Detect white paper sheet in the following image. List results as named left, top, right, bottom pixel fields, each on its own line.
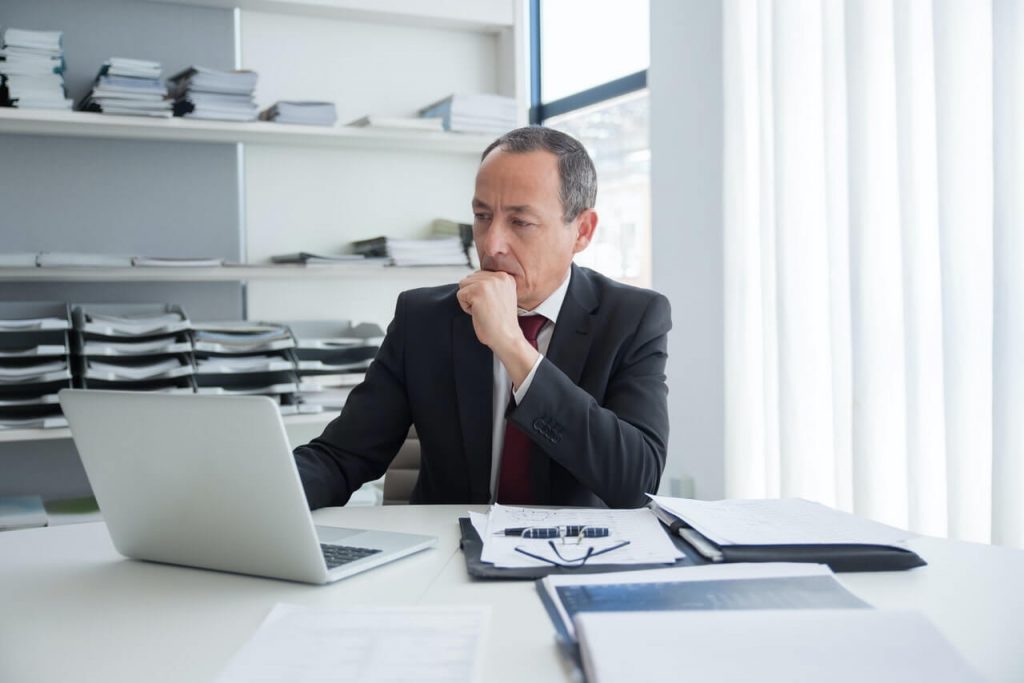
left=648, top=495, right=913, bottom=546
left=216, top=603, right=489, bottom=683
left=480, top=505, right=683, bottom=568
left=575, top=609, right=983, bottom=683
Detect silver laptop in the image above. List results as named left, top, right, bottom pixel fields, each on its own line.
left=58, top=389, right=436, bottom=584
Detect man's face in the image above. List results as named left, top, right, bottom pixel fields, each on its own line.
left=472, top=149, right=596, bottom=310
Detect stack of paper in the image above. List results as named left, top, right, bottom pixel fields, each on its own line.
left=259, top=101, right=337, bottom=126
left=36, top=252, right=134, bottom=268
left=352, top=235, right=470, bottom=267
left=347, top=115, right=444, bottom=132
left=418, top=93, right=517, bottom=134
left=0, top=27, right=72, bottom=110
left=575, top=609, right=983, bottom=683
left=285, top=321, right=382, bottom=412
left=131, top=255, right=225, bottom=267
left=192, top=322, right=300, bottom=410
left=168, top=66, right=259, bottom=121
left=269, top=251, right=368, bottom=265
left=0, top=302, right=73, bottom=430
left=79, top=58, right=171, bottom=118
left=73, top=304, right=196, bottom=392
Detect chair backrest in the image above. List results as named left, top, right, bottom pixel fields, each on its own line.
left=383, top=427, right=421, bottom=505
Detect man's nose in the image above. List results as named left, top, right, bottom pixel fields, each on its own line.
left=479, top=220, right=510, bottom=255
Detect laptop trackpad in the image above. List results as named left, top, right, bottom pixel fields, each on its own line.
left=315, top=526, right=363, bottom=543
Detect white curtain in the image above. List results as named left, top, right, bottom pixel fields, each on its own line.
left=722, top=0, right=1024, bottom=547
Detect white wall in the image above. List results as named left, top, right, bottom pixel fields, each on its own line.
left=650, top=0, right=725, bottom=499
left=239, top=9, right=512, bottom=326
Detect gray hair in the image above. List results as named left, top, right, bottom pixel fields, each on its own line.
left=481, top=126, right=597, bottom=223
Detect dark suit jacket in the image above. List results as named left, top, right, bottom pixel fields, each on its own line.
left=293, top=264, right=671, bottom=509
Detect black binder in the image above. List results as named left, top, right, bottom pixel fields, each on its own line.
left=653, top=510, right=927, bottom=573
left=457, top=513, right=926, bottom=579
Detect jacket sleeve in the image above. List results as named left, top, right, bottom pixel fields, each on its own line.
left=508, top=293, right=671, bottom=508
left=292, top=294, right=413, bottom=509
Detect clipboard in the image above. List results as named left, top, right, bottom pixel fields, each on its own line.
left=457, top=517, right=701, bottom=580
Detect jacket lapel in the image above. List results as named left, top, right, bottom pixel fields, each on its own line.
left=531, top=265, right=598, bottom=503
left=545, top=264, right=598, bottom=385
left=452, top=312, right=494, bottom=502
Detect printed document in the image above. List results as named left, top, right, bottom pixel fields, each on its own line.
left=217, top=603, right=489, bottom=683
left=476, top=504, right=683, bottom=568
left=648, top=495, right=912, bottom=546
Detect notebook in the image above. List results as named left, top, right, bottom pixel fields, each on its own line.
left=58, top=389, right=436, bottom=584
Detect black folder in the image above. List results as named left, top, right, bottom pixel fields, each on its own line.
left=654, top=510, right=927, bottom=573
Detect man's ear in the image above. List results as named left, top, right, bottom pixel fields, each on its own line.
left=572, top=209, right=598, bottom=254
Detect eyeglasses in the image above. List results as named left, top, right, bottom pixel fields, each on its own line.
left=513, top=526, right=631, bottom=568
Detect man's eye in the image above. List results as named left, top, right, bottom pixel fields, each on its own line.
left=512, top=219, right=533, bottom=228
left=473, top=213, right=491, bottom=222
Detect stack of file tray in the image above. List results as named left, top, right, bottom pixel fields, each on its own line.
left=0, top=302, right=74, bottom=429
left=192, top=322, right=300, bottom=413
left=285, top=320, right=382, bottom=414
left=72, top=304, right=196, bottom=392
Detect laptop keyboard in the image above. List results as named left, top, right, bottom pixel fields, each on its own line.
left=320, top=543, right=383, bottom=569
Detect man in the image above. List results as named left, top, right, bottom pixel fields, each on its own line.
left=294, top=126, right=671, bottom=509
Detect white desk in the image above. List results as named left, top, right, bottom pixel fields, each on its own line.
left=1, top=505, right=1022, bottom=682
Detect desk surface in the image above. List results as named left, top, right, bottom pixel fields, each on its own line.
left=1, top=505, right=1022, bottom=682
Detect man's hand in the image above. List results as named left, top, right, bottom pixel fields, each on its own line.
left=457, top=270, right=540, bottom=388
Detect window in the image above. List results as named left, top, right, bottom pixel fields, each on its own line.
left=531, top=0, right=650, bottom=287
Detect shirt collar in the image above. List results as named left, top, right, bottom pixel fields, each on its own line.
left=518, top=267, right=571, bottom=324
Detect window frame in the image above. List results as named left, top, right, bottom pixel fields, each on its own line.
left=528, top=0, right=649, bottom=124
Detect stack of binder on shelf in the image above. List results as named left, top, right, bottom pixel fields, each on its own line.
left=418, top=93, right=517, bottom=134
left=0, top=27, right=72, bottom=110
left=285, top=321, right=383, bottom=413
left=351, top=235, right=470, bottom=267
left=78, top=57, right=171, bottom=118
left=73, top=304, right=195, bottom=392
left=168, top=65, right=259, bottom=122
left=346, top=115, right=444, bottom=132
left=192, top=322, right=300, bottom=413
left=269, top=251, right=368, bottom=265
left=259, top=101, right=337, bottom=126
left=0, top=302, right=73, bottom=430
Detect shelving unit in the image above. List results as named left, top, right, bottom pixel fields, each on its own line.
left=146, top=0, right=515, bottom=31
left=0, top=0, right=525, bottom=503
left=0, top=264, right=472, bottom=283
left=0, top=412, right=335, bottom=443
left=0, top=108, right=493, bottom=152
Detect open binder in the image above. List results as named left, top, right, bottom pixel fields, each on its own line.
left=649, top=496, right=926, bottom=573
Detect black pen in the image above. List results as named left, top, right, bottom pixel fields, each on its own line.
left=497, top=526, right=610, bottom=538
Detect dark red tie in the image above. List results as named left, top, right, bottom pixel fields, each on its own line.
left=496, top=314, right=548, bottom=505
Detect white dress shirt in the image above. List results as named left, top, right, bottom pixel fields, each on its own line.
left=488, top=268, right=572, bottom=498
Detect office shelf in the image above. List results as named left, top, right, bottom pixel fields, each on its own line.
left=0, top=264, right=472, bottom=283
left=0, top=108, right=492, bottom=153
left=0, top=411, right=335, bottom=444
left=144, top=0, right=515, bottom=32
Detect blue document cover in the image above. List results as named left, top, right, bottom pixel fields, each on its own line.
left=539, top=573, right=870, bottom=644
